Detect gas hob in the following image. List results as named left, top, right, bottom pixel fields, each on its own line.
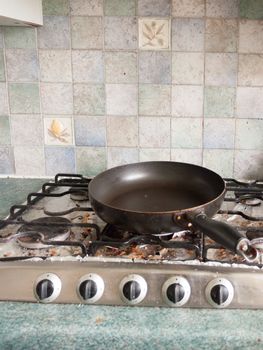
left=0, top=174, right=262, bottom=309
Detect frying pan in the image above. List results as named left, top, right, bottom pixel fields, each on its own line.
left=89, top=161, right=257, bottom=261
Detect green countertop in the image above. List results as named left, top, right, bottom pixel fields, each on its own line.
left=0, top=178, right=263, bottom=349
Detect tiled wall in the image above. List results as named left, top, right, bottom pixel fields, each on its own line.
left=0, top=0, right=263, bottom=178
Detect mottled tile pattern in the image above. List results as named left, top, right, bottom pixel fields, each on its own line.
left=74, top=84, right=105, bottom=115
left=72, top=51, right=103, bottom=83
left=105, top=52, right=137, bottom=83
left=139, top=148, right=170, bottom=161
left=138, top=0, right=171, bottom=16
left=0, top=84, right=8, bottom=115
left=71, top=17, right=103, bottom=49
left=203, top=119, right=235, bottom=149
left=105, top=17, right=137, bottom=50
left=0, top=50, right=5, bottom=81
left=171, top=148, right=202, bottom=166
left=172, top=53, right=204, bottom=84
left=0, top=147, right=14, bottom=174
left=76, top=147, right=106, bottom=176
left=107, top=147, right=138, bottom=168
left=41, top=83, right=73, bottom=115
left=0, top=116, right=10, bottom=145
left=172, top=85, right=203, bottom=117
left=9, top=83, right=40, bottom=114
left=107, top=116, right=138, bottom=147
left=11, top=115, right=43, bottom=146
left=14, top=146, right=44, bottom=176
left=239, top=20, right=263, bottom=53
left=204, top=87, right=235, bottom=118
left=238, top=54, right=263, bottom=86
left=43, top=0, right=70, bottom=15
left=236, top=87, right=263, bottom=118
left=105, top=0, right=136, bottom=16
left=38, top=16, right=70, bottom=49
left=172, top=0, right=205, bottom=18
left=44, top=117, right=73, bottom=145
left=139, top=117, right=170, bottom=147
left=240, top=0, right=263, bottom=20
left=106, top=84, right=137, bottom=115
left=5, top=49, right=38, bottom=82
left=74, top=116, right=106, bottom=146
left=171, top=118, right=202, bottom=148
left=139, top=84, right=171, bottom=115
left=138, top=18, right=171, bottom=50
left=206, top=0, right=239, bottom=18
left=203, top=149, right=234, bottom=177
left=3, top=27, right=36, bottom=49
left=205, top=19, right=238, bottom=53
left=234, top=150, right=263, bottom=179
left=205, top=53, right=237, bottom=86
left=45, top=146, right=75, bottom=175
left=39, top=50, right=72, bottom=82
left=172, top=19, right=204, bottom=52
left=236, top=119, right=263, bottom=150
left=139, top=52, right=171, bottom=84
left=69, top=0, right=103, bottom=16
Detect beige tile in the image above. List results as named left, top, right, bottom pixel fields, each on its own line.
left=206, top=0, right=239, bottom=18
left=41, top=83, right=73, bottom=114
left=238, top=54, right=263, bottom=86
left=171, top=118, right=202, bottom=148
left=107, top=116, right=138, bottom=147
left=236, top=119, right=263, bottom=150
left=107, top=147, right=138, bottom=168
left=139, top=148, right=170, bottom=161
left=69, top=0, right=103, bottom=15
left=39, top=50, right=72, bottom=82
left=106, top=84, right=137, bottom=116
left=239, top=20, right=263, bottom=53
left=205, top=53, right=237, bottom=86
left=139, top=84, right=171, bottom=116
left=203, top=149, right=234, bottom=177
left=44, top=117, right=73, bottom=145
left=172, top=85, right=203, bottom=117
left=105, top=52, right=137, bottom=84
left=172, top=0, right=205, bottom=18
left=205, top=19, right=238, bottom=53
left=139, top=116, right=170, bottom=147
left=234, top=150, right=263, bottom=179
left=14, top=146, right=45, bottom=176
left=71, top=17, right=103, bottom=49
left=236, top=87, right=263, bottom=118
left=172, top=53, right=204, bottom=85
left=171, top=148, right=202, bottom=166
left=138, top=18, right=170, bottom=50
left=11, top=115, right=43, bottom=146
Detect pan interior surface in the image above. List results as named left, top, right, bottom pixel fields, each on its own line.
left=89, top=162, right=225, bottom=213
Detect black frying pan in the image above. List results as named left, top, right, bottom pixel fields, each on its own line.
left=89, top=161, right=257, bottom=260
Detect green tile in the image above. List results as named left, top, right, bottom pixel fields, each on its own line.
left=0, top=116, right=10, bottom=145
left=0, top=50, right=5, bottom=81
left=204, top=86, right=235, bottom=118
left=139, top=84, right=171, bottom=116
left=76, top=147, right=106, bottom=177
left=3, top=27, right=36, bottom=49
left=105, top=0, right=136, bottom=16
left=43, top=0, right=70, bottom=15
left=240, top=0, right=263, bottom=19
left=9, top=83, right=40, bottom=114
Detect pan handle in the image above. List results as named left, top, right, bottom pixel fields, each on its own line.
left=189, top=213, right=258, bottom=262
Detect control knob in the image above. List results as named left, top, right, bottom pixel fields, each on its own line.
left=205, top=278, right=234, bottom=308
left=120, top=274, right=147, bottom=305
left=162, top=276, right=191, bottom=307
left=77, top=273, right=104, bottom=303
left=34, top=273, right=61, bottom=303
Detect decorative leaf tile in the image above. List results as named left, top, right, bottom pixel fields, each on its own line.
left=44, top=117, right=73, bottom=145
left=139, top=18, right=170, bottom=50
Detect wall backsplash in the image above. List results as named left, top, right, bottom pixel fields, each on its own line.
left=0, top=0, right=262, bottom=178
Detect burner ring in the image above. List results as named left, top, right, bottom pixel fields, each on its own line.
left=16, top=217, right=71, bottom=249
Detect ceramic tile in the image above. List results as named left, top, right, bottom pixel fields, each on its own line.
left=139, top=148, right=170, bottom=161
left=3, top=27, right=36, bottom=49
left=5, top=49, right=38, bottom=82
left=14, top=146, right=44, bottom=175
left=138, top=0, right=170, bottom=16
left=171, top=148, right=202, bottom=166
left=0, top=84, right=8, bottom=115
left=172, top=85, right=203, bottom=117
left=171, top=118, right=202, bottom=148
left=239, top=20, right=263, bottom=53
left=172, top=0, right=205, bottom=18
left=45, top=146, right=75, bottom=175
left=203, top=118, right=235, bottom=149
left=105, top=17, right=137, bottom=50
left=106, top=84, right=137, bottom=116
left=105, top=52, right=137, bottom=83
left=74, top=116, right=106, bottom=146
left=0, top=116, right=10, bottom=145
left=76, top=147, right=106, bottom=176
left=238, top=54, right=263, bottom=86
left=42, top=0, right=70, bottom=15
left=39, top=50, right=72, bottom=82
left=107, top=116, right=138, bottom=147
left=205, top=19, right=238, bottom=53
left=234, top=150, right=263, bottom=179
left=72, top=51, right=103, bottom=83
left=0, top=29, right=3, bottom=49
left=138, top=18, right=171, bottom=50
left=0, top=146, right=14, bottom=174
left=139, top=52, right=171, bottom=84
left=172, top=53, right=204, bottom=85
left=139, top=117, right=170, bottom=147
left=107, top=147, right=138, bottom=168
left=44, top=117, right=73, bottom=145
left=204, top=87, right=235, bottom=118
left=41, top=83, right=73, bottom=115
left=139, top=84, right=171, bottom=115
left=11, top=115, right=43, bottom=146
left=203, top=149, right=234, bottom=177
left=172, top=19, right=204, bottom=52
left=69, top=0, right=103, bottom=15
left=71, top=16, right=103, bottom=49
left=205, top=53, right=237, bottom=86
left=236, top=119, right=263, bottom=150
left=73, top=84, right=105, bottom=115
left=236, top=87, right=263, bottom=118
left=105, top=0, right=136, bottom=16
left=206, top=0, right=239, bottom=18
left=9, top=83, right=40, bottom=114
left=38, top=16, right=70, bottom=49
left=0, top=50, right=5, bottom=81
left=240, top=0, right=263, bottom=19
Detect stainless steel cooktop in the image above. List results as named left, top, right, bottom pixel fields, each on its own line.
left=0, top=174, right=262, bottom=309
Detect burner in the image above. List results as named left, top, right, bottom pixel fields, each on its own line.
left=69, top=187, right=89, bottom=201
left=16, top=217, right=71, bottom=249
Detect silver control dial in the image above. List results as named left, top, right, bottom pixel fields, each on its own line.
left=205, top=278, right=234, bottom=308
left=77, top=273, right=104, bottom=303
left=34, top=273, right=61, bottom=303
left=162, top=276, right=191, bottom=307
left=120, top=274, right=147, bottom=305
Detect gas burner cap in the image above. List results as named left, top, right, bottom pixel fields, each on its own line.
left=69, top=187, right=89, bottom=201
left=16, top=217, right=70, bottom=249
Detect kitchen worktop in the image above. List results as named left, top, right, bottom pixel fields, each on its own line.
left=0, top=178, right=263, bottom=350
